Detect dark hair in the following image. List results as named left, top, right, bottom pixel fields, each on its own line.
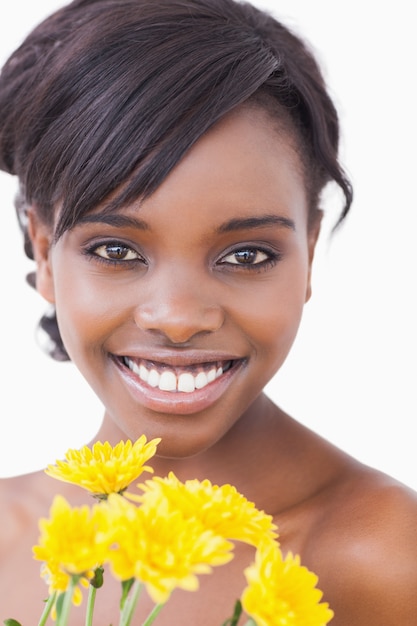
left=0, top=0, right=353, bottom=361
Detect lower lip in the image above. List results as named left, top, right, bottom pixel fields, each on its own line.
left=113, top=358, right=244, bottom=415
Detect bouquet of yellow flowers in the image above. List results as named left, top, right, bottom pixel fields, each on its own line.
left=3, top=437, right=333, bottom=626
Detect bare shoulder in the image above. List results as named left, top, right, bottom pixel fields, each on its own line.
left=0, top=471, right=96, bottom=624
left=0, top=472, right=50, bottom=556
left=0, top=469, right=91, bottom=550
left=308, top=464, right=417, bottom=625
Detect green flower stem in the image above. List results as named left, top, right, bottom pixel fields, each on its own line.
left=243, top=620, right=257, bottom=626
left=37, top=592, right=57, bottom=626
left=141, top=603, right=164, bottom=626
left=56, top=578, right=77, bottom=626
left=119, top=580, right=143, bottom=626
left=85, top=585, right=98, bottom=626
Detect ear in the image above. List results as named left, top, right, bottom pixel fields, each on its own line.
left=27, top=208, right=56, bottom=304
left=305, top=210, right=322, bottom=303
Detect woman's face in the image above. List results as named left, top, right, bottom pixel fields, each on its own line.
left=32, top=106, right=320, bottom=457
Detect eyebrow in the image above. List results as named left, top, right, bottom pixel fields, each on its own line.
left=76, top=212, right=295, bottom=232
left=217, top=215, right=296, bottom=233
left=76, top=213, right=149, bottom=230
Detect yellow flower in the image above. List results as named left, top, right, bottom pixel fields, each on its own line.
left=45, top=436, right=160, bottom=497
left=100, top=493, right=234, bottom=604
left=33, top=495, right=107, bottom=606
left=241, top=541, right=334, bottom=626
left=134, top=472, right=277, bottom=547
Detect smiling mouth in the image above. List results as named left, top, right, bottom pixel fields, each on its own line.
left=120, top=357, right=236, bottom=393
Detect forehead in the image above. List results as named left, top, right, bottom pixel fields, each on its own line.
left=131, top=105, right=308, bottom=226
left=70, top=103, right=309, bottom=241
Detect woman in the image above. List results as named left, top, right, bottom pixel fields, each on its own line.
left=0, top=0, right=416, bottom=623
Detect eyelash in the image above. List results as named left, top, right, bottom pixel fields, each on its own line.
left=218, top=246, right=281, bottom=272
left=83, top=241, right=146, bottom=268
left=83, top=241, right=281, bottom=272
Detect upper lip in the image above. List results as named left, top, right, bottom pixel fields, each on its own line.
left=111, top=349, right=245, bottom=367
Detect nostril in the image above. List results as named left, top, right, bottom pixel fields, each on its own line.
left=133, top=301, right=224, bottom=343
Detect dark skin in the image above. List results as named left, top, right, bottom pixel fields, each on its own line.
left=1, top=106, right=417, bottom=625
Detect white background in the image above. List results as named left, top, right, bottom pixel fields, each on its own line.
left=1, top=0, right=416, bottom=489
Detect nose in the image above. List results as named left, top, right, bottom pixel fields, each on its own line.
left=133, top=273, right=225, bottom=344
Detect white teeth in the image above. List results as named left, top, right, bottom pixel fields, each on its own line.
left=159, top=370, right=177, bottom=391
left=147, top=369, right=160, bottom=388
left=124, top=358, right=230, bottom=393
left=195, top=371, right=208, bottom=389
left=139, top=364, right=149, bottom=382
left=207, top=368, right=216, bottom=383
left=127, top=359, right=140, bottom=377
left=178, top=372, right=195, bottom=393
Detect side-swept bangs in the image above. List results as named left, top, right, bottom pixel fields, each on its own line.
left=3, top=0, right=284, bottom=238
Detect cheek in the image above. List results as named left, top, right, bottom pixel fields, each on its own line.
left=242, top=295, right=303, bottom=350
left=51, top=262, right=128, bottom=360
left=231, top=263, right=308, bottom=360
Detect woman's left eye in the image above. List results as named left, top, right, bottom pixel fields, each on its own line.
left=219, top=247, right=273, bottom=267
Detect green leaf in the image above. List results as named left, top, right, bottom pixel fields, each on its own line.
left=119, top=581, right=143, bottom=626
left=3, top=619, right=23, bottom=626
left=221, top=599, right=243, bottom=626
left=120, top=578, right=135, bottom=611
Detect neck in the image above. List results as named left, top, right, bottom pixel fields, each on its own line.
left=91, top=394, right=299, bottom=511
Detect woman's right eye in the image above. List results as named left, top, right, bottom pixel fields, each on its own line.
left=85, top=241, right=145, bottom=265
left=94, top=243, right=140, bottom=261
